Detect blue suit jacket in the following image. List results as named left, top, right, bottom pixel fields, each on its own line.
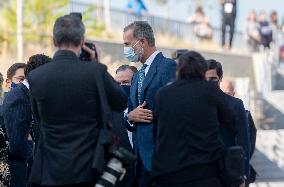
left=2, top=83, right=38, bottom=187
left=128, top=52, right=176, bottom=171
left=220, top=95, right=250, bottom=179
left=2, top=83, right=34, bottom=160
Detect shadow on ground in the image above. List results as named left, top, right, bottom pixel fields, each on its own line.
left=252, top=149, right=284, bottom=182
left=259, top=99, right=284, bottom=130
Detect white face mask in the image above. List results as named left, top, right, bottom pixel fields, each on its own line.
left=123, top=40, right=143, bottom=62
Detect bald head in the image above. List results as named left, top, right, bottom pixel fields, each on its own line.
left=220, top=79, right=235, bottom=97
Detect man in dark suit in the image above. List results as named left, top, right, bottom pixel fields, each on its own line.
left=123, top=21, right=176, bottom=187
left=114, top=65, right=138, bottom=151
left=206, top=59, right=250, bottom=187
left=27, top=15, right=128, bottom=187
left=2, top=54, right=52, bottom=187
left=4, top=63, right=26, bottom=94
left=113, top=65, right=138, bottom=187
left=0, top=63, right=26, bottom=187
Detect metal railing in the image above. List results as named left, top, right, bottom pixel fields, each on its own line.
left=68, top=1, right=247, bottom=49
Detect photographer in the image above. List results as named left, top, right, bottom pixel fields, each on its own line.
left=28, top=14, right=128, bottom=187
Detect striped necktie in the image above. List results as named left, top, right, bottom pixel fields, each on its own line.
left=137, top=64, right=148, bottom=105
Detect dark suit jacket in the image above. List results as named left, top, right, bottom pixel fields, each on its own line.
left=27, top=50, right=128, bottom=186
left=2, top=83, right=34, bottom=187
left=220, top=95, right=250, bottom=179
left=2, top=83, right=33, bottom=160
left=151, top=79, right=233, bottom=179
left=112, top=112, right=132, bottom=152
left=127, top=52, right=176, bottom=171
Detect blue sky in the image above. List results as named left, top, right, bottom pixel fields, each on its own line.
left=81, top=0, right=284, bottom=30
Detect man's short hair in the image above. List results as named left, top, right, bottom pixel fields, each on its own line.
left=206, top=59, right=223, bottom=79
left=6, top=63, right=26, bottom=80
left=124, top=21, right=155, bottom=47
left=53, top=14, right=85, bottom=47
left=25, top=54, right=52, bottom=77
left=177, top=51, right=207, bottom=80
left=116, top=65, right=138, bottom=74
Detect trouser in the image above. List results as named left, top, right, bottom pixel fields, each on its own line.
left=31, top=182, right=95, bottom=187
left=152, top=162, right=224, bottom=187
left=222, top=15, right=236, bottom=48
left=134, top=155, right=150, bottom=187
left=9, top=158, right=28, bottom=187
left=154, top=177, right=224, bottom=187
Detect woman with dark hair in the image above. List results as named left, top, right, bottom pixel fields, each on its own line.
left=151, top=51, right=231, bottom=187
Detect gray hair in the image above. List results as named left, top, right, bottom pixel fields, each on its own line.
left=116, top=65, right=138, bottom=74
left=53, top=14, right=85, bottom=47
left=124, top=21, right=155, bottom=47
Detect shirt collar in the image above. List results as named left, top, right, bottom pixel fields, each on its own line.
left=144, top=51, right=160, bottom=68
left=22, top=79, right=30, bottom=90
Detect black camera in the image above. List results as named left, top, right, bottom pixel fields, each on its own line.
left=80, top=42, right=98, bottom=61
left=69, top=12, right=98, bottom=61
left=95, top=147, right=136, bottom=187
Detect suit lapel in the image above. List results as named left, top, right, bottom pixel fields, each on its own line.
left=141, top=53, right=162, bottom=95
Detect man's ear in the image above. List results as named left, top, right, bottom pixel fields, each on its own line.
left=53, top=38, right=58, bottom=47
left=80, top=37, right=85, bottom=47
left=5, top=79, right=11, bottom=89
left=140, top=38, right=147, bottom=47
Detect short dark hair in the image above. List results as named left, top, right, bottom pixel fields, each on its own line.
left=7, top=63, right=26, bottom=80
left=124, top=21, right=155, bottom=47
left=25, top=54, right=52, bottom=76
left=53, top=14, right=85, bottom=47
left=177, top=51, right=207, bottom=80
left=116, top=65, right=138, bottom=74
left=206, top=59, right=223, bottom=79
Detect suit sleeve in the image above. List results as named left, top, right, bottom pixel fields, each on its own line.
left=103, top=69, right=128, bottom=112
left=2, top=93, right=33, bottom=160
left=213, top=84, right=235, bottom=127
left=235, top=101, right=250, bottom=179
left=152, top=89, right=161, bottom=141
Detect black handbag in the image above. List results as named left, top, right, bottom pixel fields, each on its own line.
left=91, top=66, right=119, bottom=173
left=221, top=146, right=245, bottom=187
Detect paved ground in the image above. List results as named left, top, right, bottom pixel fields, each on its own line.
left=250, top=130, right=284, bottom=187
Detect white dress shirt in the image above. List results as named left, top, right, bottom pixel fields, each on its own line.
left=22, top=79, right=30, bottom=90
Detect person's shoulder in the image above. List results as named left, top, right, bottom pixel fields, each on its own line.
left=157, top=80, right=180, bottom=94
left=28, top=61, right=52, bottom=79
left=161, top=54, right=176, bottom=65
left=225, top=94, right=244, bottom=107
left=5, top=86, right=23, bottom=99
left=157, top=53, right=176, bottom=68
left=2, top=86, right=27, bottom=110
left=80, top=61, right=107, bottom=72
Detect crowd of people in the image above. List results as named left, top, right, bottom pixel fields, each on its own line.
left=0, top=13, right=257, bottom=187
left=244, top=10, right=283, bottom=52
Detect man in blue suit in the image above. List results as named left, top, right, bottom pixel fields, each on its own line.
left=123, top=21, right=176, bottom=187
left=2, top=54, right=51, bottom=187
left=206, top=59, right=250, bottom=187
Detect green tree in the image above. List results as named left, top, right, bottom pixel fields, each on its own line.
left=0, top=0, right=68, bottom=52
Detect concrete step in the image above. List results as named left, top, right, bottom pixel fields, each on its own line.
left=259, top=91, right=284, bottom=129
left=251, top=130, right=284, bottom=185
